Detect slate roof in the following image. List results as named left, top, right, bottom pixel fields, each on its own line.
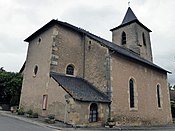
left=50, top=72, right=110, bottom=103
left=121, top=7, right=138, bottom=25
left=110, top=7, right=152, bottom=32
left=24, top=19, right=169, bottom=73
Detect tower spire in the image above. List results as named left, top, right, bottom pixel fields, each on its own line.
left=110, top=6, right=153, bottom=61
left=121, top=7, right=137, bottom=25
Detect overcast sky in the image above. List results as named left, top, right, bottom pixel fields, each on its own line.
left=0, top=0, right=175, bottom=85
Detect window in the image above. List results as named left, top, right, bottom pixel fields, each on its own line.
left=33, top=65, right=38, bottom=76
left=89, top=103, right=98, bottom=122
left=38, top=38, right=41, bottom=43
left=42, top=95, right=48, bottom=110
left=129, top=79, right=135, bottom=108
left=142, top=33, right=146, bottom=46
left=157, top=84, right=161, bottom=108
left=66, top=64, right=74, bottom=75
left=121, top=32, right=126, bottom=45
left=88, top=41, right=92, bottom=50
left=37, top=37, right=42, bottom=45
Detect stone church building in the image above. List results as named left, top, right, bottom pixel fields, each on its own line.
left=20, top=7, right=172, bottom=126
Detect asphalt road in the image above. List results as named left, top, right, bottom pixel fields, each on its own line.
left=0, top=112, right=175, bottom=131
left=0, top=114, right=57, bottom=131
left=75, top=129, right=175, bottom=131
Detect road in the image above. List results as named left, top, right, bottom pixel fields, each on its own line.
left=75, top=128, right=175, bottom=131
left=0, top=113, right=175, bottom=131
left=0, top=114, right=57, bottom=131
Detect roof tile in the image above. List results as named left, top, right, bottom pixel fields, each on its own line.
left=50, top=72, right=111, bottom=103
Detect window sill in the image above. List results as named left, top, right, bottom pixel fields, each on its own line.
left=65, top=74, right=75, bottom=77
left=158, top=107, right=163, bottom=110
left=33, top=75, right=36, bottom=78
left=130, top=107, right=138, bottom=111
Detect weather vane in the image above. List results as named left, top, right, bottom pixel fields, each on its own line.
left=128, top=1, right=130, bottom=7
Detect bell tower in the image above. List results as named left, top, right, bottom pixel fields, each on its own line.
left=110, top=7, right=153, bottom=62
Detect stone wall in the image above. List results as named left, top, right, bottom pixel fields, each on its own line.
left=111, top=23, right=152, bottom=62
left=84, top=36, right=109, bottom=92
left=111, top=54, right=172, bottom=125
left=45, top=77, right=109, bottom=126
left=66, top=100, right=109, bottom=126
left=20, top=26, right=53, bottom=114
left=50, top=25, right=109, bottom=92
left=50, top=25, right=84, bottom=78
left=46, top=77, right=67, bottom=121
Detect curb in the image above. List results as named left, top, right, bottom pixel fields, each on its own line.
left=0, top=111, right=62, bottom=130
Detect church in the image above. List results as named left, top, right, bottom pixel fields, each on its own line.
left=20, top=7, right=172, bottom=126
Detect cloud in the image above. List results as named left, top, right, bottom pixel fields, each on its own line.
left=61, top=5, right=120, bottom=40
left=0, top=0, right=175, bottom=85
left=0, top=52, right=26, bottom=72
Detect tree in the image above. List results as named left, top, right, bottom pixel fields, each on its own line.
left=173, top=85, right=175, bottom=90
left=0, top=67, right=5, bottom=72
left=168, top=83, right=175, bottom=90
left=0, top=69, right=23, bottom=106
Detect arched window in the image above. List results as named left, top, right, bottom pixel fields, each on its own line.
left=157, top=84, right=161, bottom=108
left=66, top=64, right=74, bottom=75
left=121, top=32, right=126, bottom=45
left=33, top=65, right=38, bottom=76
left=89, top=103, right=98, bottom=122
left=37, top=37, right=42, bottom=45
left=142, top=33, right=146, bottom=46
left=129, top=79, right=135, bottom=108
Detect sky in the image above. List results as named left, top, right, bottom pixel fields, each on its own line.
left=0, top=0, right=175, bottom=85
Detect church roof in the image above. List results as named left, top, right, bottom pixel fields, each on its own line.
left=50, top=72, right=111, bottom=103
left=24, top=19, right=169, bottom=74
left=110, top=7, right=152, bottom=32
left=121, top=7, right=138, bottom=25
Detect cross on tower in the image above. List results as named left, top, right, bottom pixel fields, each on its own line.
left=128, top=1, right=130, bottom=7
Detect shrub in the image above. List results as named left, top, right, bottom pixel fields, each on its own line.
left=48, top=114, right=55, bottom=120
left=44, top=114, right=55, bottom=124
left=17, top=108, right=24, bottom=115
left=32, top=112, right=38, bottom=118
left=26, top=109, right=33, bottom=115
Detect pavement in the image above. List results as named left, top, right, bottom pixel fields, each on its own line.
left=0, top=110, right=175, bottom=130
left=0, top=110, right=63, bottom=130
left=0, top=114, right=55, bottom=131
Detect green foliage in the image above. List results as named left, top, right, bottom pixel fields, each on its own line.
left=47, top=114, right=55, bottom=119
left=26, top=109, right=33, bottom=115
left=45, top=114, right=55, bottom=124
left=17, top=108, right=24, bottom=115
left=32, top=112, right=39, bottom=118
left=26, top=109, right=38, bottom=118
left=168, top=83, right=175, bottom=90
left=0, top=69, right=23, bottom=106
